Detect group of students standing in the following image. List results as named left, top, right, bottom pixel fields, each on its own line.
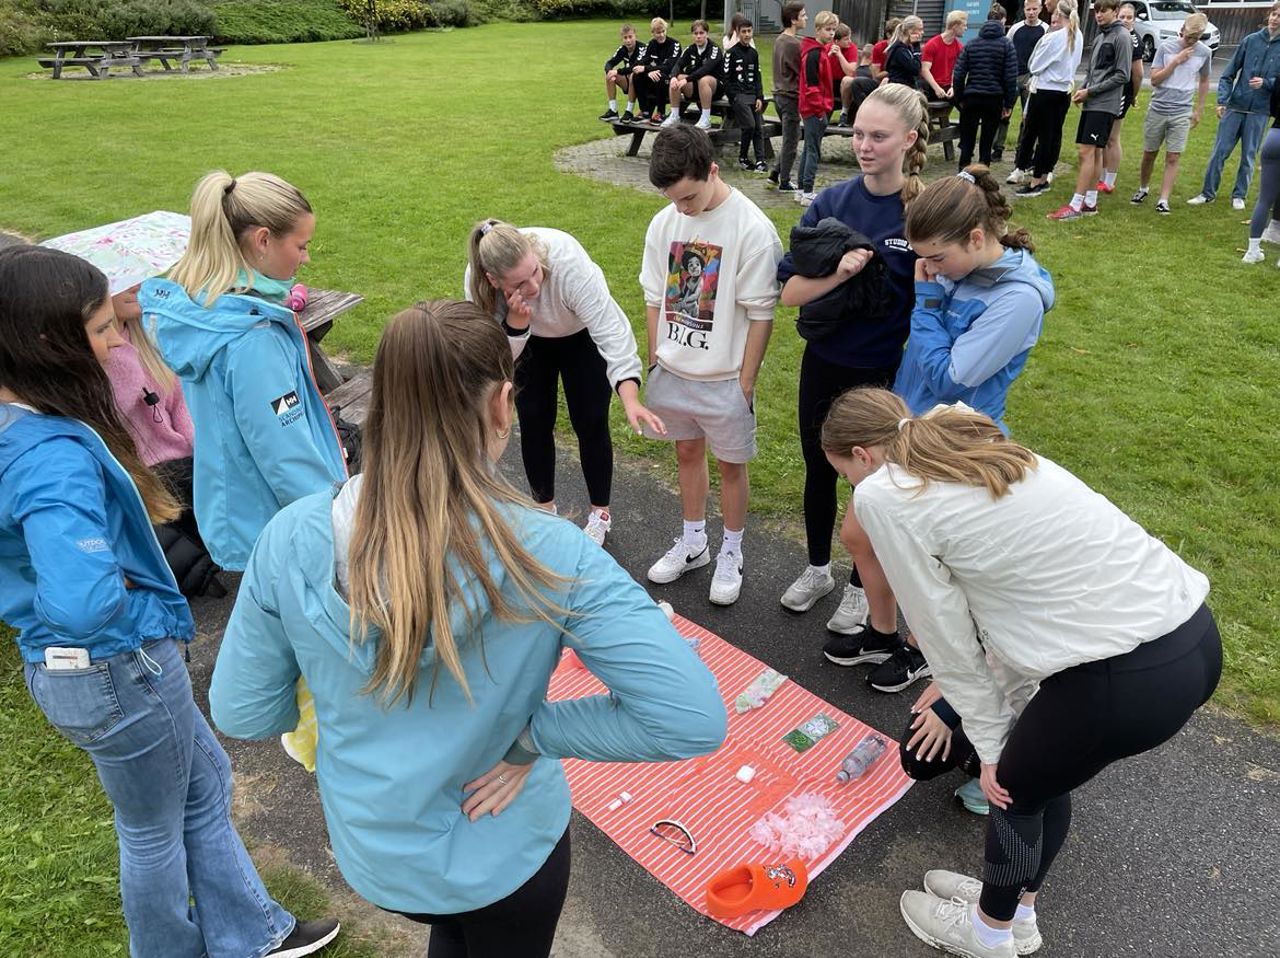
left=0, top=24, right=1227, bottom=958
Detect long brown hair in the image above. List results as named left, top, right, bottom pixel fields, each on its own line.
left=906, top=166, right=1034, bottom=252
left=820, top=387, right=1038, bottom=499
left=347, top=299, right=568, bottom=706
left=0, top=246, right=179, bottom=522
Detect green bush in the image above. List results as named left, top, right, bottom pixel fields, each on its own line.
left=337, top=0, right=432, bottom=34
left=1, top=0, right=215, bottom=50
left=425, top=0, right=470, bottom=27
left=211, top=0, right=362, bottom=43
left=0, top=3, right=44, bottom=56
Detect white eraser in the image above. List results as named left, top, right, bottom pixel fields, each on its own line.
left=735, top=765, right=756, bottom=784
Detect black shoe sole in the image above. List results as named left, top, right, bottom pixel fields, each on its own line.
left=868, top=666, right=932, bottom=693
left=823, top=650, right=893, bottom=667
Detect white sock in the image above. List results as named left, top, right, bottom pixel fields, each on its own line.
left=1070, top=193, right=1085, bottom=211
left=608, top=98, right=617, bottom=111
left=625, top=100, right=635, bottom=113
left=810, top=563, right=831, bottom=577
left=722, top=527, right=744, bottom=555
left=591, top=506, right=610, bottom=519
left=1138, top=183, right=1148, bottom=192
left=971, top=907, right=1014, bottom=947
left=701, top=108, right=711, bottom=119
left=682, top=519, right=707, bottom=547
left=1085, top=189, right=1098, bottom=207
left=1015, top=903, right=1037, bottom=922
left=1249, top=238, right=1263, bottom=254
left=1103, top=169, right=1117, bottom=187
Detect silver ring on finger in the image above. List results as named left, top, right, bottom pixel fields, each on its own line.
left=498, top=774, right=509, bottom=785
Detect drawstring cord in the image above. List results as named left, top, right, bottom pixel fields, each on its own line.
left=139, top=646, right=163, bottom=676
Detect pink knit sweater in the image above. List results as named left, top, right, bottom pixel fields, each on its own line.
left=104, top=328, right=195, bottom=466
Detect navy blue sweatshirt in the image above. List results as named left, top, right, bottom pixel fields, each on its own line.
left=777, top=176, right=917, bottom=368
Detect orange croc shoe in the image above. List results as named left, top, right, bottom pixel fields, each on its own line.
left=705, top=859, right=809, bottom=918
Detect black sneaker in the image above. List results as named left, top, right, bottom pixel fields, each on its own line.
left=738, top=157, right=754, bottom=171
left=267, top=919, right=341, bottom=958
left=753, top=160, right=769, bottom=173
left=1014, top=181, right=1049, bottom=198
left=650, top=110, right=665, bottom=125
left=837, top=111, right=850, bottom=127
left=866, top=645, right=931, bottom=693
left=621, top=110, right=636, bottom=122
left=779, top=181, right=799, bottom=192
left=822, top=624, right=900, bottom=667
left=768, top=167, right=780, bottom=185
left=600, top=109, right=620, bottom=121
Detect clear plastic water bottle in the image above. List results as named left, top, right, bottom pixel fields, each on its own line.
left=835, top=734, right=887, bottom=782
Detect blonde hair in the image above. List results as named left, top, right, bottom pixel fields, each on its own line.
left=348, top=300, right=570, bottom=706
left=860, top=84, right=930, bottom=205
left=120, top=312, right=177, bottom=393
left=814, top=11, right=839, bottom=30
left=168, top=170, right=312, bottom=307
left=888, top=15, right=923, bottom=51
left=821, top=388, right=1038, bottom=499
left=650, top=17, right=667, bottom=31
left=945, top=10, right=969, bottom=28
left=1055, top=0, right=1080, bottom=52
left=466, top=219, right=550, bottom=319
left=907, top=166, right=1034, bottom=251
left=1182, top=12, right=1207, bottom=40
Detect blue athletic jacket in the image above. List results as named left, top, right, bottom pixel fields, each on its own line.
left=0, top=405, right=193, bottom=663
left=210, top=488, right=726, bottom=914
left=894, top=247, right=1054, bottom=433
left=139, top=279, right=347, bottom=571
left=1218, top=28, right=1280, bottom=115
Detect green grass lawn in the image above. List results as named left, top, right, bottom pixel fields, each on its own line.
left=0, top=21, right=1276, bottom=951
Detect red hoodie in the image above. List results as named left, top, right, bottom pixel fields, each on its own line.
left=799, top=36, right=836, bottom=118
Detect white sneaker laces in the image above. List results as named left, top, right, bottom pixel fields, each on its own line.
left=935, top=896, right=974, bottom=937
left=713, top=551, right=741, bottom=581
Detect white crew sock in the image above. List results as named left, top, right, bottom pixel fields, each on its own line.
left=722, top=527, right=744, bottom=555
left=626, top=100, right=636, bottom=113
left=608, top=98, right=617, bottom=111
left=971, top=907, right=1014, bottom=947
left=1137, top=182, right=1149, bottom=192
left=1102, top=169, right=1117, bottom=188
left=1084, top=189, right=1098, bottom=207
left=682, top=519, right=707, bottom=548
left=1248, top=238, right=1263, bottom=254
left=1015, top=903, right=1037, bottom=922
left=811, top=563, right=831, bottom=577
left=700, top=108, right=711, bottom=120
left=1070, top=193, right=1085, bottom=211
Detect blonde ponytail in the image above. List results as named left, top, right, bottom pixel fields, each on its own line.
left=168, top=170, right=312, bottom=307
left=860, top=84, right=930, bottom=205
left=820, top=387, right=1038, bottom=499
left=1057, top=0, right=1080, bottom=53
left=465, top=220, right=550, bottom=320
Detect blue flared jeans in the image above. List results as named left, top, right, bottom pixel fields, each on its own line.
left=1201, top=108, right=1269, bottom=201
left=24, top=638, right=294, bottom=958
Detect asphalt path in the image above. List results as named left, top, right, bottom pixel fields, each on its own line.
left=188, top=435, right=1279, bottom=958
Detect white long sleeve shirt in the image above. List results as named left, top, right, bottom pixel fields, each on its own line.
left=854, top=456, right=1209, bottom=764
left=1027, top=28, right=1084, bottom=93
left=464, top=228, right=643, bottom=390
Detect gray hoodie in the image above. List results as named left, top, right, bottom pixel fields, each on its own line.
left=1082, top=20, right=1132, bottom=116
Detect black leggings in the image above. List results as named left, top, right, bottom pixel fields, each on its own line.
left=979, top=604, right=1221, bottom=920
left=957, top=94, right=1005, bottom=169
left=1015, top=89, right=1072, bottom=179
left=395, top=828, right=571, bottom=958
left=798, top=346, right=899, bottom=569
left=514, top=329, right=614, bottom=506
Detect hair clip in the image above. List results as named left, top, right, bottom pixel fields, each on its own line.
left=479, top=222, right=494, bottom=236
left=648, top=818, right=697, bottom=855
left=956, top=170, right=976, bottom=184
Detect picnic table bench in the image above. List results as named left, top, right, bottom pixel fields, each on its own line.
left=39, top=41, right=142, bottom=79
left=323, top=369, right=374, bottom=426
left=127, top=36, right=223, bottom=73
left=822, top=100, right=960, bottom=162
left=605, top=97, right=781, bottom=159
left=297, top=288, right=363, bottom=394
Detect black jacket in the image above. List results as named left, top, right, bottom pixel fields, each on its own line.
left=723, top=43, right=764, bottom=99
left=953, top=20, right=1019, bottom=107
left=637, top=37, right=682, bottom=76
left=885, top=41, right=922, bottom=88
left=604, top=43, right=642, bottom=74
left=788, top=218, right=891, bottom=342
left=676, top=41, right=722, bottom=80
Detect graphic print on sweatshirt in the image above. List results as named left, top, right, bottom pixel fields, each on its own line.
left=664, top=240, right=721, bottom=349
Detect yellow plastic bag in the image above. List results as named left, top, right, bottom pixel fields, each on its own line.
left=280, top=677, right=318, bottom=773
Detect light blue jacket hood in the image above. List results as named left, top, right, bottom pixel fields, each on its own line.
left=139, top=278, right=346, bottom=570
left=894, top=247, right=1054, bottom=433
left=210, top=488, right=727, bottom=914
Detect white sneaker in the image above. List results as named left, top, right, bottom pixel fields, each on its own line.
left=1232, top=197, right=1246, bottom=211
left=1045, top=171, right=1054, bottom=184
left=1243, top=248, right=1266, bottom=264
left=695, top=114, right=711, bottom=130
left=709, top=550, right=743, bottom=605
left=660, top=112, right=680, bottom=127
left=923, top=871, right=1043, bottom=955
left=1187, top=194, right=1210, bottom=205
left=647, top=536, right=709, bottom=584
left=825, top=583, right=869, bottom=633
left=583, top=509, right=611, bottom=545
left=1262, top=220, right=1280, bottom=244
left=780, top=566, right=835, bottom=612
left=900, top=891, right=1016, bottom=958
left=797, top=191, right=817, bottom=207
left=1005, top=168, right=1025, bottom=185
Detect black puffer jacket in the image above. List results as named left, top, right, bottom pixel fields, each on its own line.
left=953, top=20, right=1019, bottom=108
left=155, top=522, right=225, bottom=598
left=788, top=217, right=891, bottom=342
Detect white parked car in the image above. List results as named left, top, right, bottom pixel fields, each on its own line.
left=1129, top=0, right=1221, bottom=62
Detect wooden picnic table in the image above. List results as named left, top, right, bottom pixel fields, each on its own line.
left=126, top=36, right=223, bottom=73
left=297, top=288, right=363, bottom=393
left=40, top=41, right=143, bottom=79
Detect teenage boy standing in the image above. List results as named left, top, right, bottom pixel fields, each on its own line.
left=1047, top=0, right=1130, bottom=220
left=640, top=126, right=783, bottom=606
left=770, top=2, right=807, bottom=192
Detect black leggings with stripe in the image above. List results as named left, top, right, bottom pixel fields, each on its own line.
left=979, top=603, right=1221, bottom=920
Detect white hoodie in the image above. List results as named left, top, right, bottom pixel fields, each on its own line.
left=1027, top=26, right=1084, bottom=93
